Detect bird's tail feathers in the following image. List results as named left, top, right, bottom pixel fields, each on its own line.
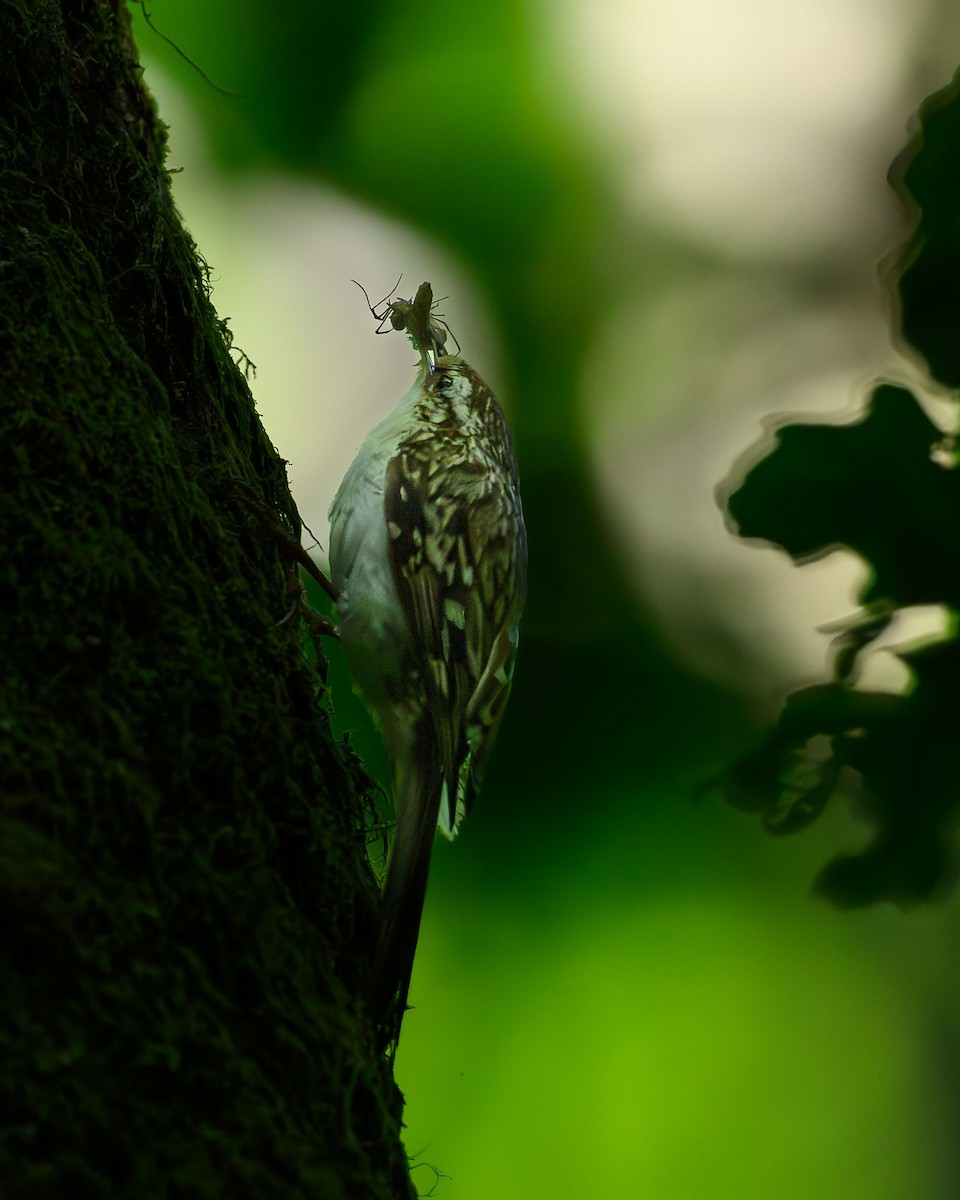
left=370, top=741, right=442, bottom=1043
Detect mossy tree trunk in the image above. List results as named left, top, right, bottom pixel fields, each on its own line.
left=1, top=3, right=411, bottom=1195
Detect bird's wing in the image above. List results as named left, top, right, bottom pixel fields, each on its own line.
left=384, top=450, right=523, bottom=835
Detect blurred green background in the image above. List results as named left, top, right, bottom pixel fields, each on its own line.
left=132, top=0, right=960, bottom=1194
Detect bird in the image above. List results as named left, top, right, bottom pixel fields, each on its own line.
left=328, top=282, right=526, bottom=1042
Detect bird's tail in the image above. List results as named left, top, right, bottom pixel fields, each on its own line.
left=370, top=740, right=442, bottom=1044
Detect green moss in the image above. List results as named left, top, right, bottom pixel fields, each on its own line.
left=0, top=2, right=410, bottom=1195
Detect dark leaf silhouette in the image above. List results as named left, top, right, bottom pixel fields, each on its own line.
left=719, top=75, right=960, bottom=907
left=891, top=69, right=960, bottom=389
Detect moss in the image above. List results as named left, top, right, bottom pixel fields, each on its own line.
left=0, top=2, right=411, bottom=1195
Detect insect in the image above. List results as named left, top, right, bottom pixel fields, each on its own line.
left=353, top=278, right=459, bottom=372
left=329, top=282, right=526, bottom=1043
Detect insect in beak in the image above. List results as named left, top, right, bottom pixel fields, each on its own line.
left=353, top=277, right=455, bottom=376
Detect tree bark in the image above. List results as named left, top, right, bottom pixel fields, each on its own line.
left=1, top=2, right=411, bottom=1195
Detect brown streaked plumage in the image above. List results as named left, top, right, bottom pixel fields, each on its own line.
left=328, top=284, right=525, bottom=1044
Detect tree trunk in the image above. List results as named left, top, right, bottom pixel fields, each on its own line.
left=1, top=2, right=411, bottom=1195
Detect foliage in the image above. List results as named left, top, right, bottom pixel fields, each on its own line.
left=719, top=71, right=960, bottom=906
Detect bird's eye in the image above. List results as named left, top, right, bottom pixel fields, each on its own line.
left=436, top=374, right=453, bottom=393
